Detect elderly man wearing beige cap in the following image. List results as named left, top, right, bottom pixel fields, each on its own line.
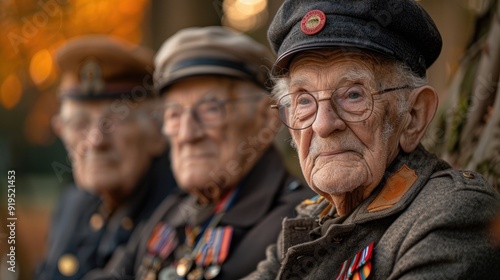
left=83, top=26, right=314, bottom=280
left=36, top=35, right=177, bottom=280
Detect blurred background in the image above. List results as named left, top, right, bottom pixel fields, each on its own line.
left=0, top=0, right=498, bottom=279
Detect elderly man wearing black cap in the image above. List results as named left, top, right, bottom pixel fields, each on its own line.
left=246, top=0, right=500, bottom=279
left=82, top=26, right=313, bottom=280
left=36, top=35, right=177, bottom=280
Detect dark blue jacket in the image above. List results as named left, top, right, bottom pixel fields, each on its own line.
left=35, top=149, right=177, bottom=280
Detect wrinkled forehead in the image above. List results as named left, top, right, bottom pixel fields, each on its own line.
left=288, top=50, right=383, bottom=88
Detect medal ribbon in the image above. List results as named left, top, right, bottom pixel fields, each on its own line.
left=335, top=242, right=374, bottom=280
left=147, top=222, right=178, bottom=258
left=191, top=187, right=240, bottom=268
left=218, top=226, right=233, bottom=264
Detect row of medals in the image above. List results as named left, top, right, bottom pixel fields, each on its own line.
left=154, top=244, right=221, bottom=280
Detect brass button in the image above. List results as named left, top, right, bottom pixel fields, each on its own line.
left=89, top=213, right=104, bottom=231
left=58, top=254, right=79, bottom=276
left=463, top=171, right=476, bottom=179
left=121, top=217, right=134, bottom=231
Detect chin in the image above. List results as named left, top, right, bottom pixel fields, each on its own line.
left=311, top=171, right=367, bottom=196
left=314, top=181, right=360, bottom=196
left=178, top=176, right=211, bottom=190
left=78, top=176, right=116, bottom=193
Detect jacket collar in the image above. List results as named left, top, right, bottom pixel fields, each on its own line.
left=315, top=145, right=450, bottom=232
left=221, top=146, right=288, bottom=227
left=348, top=144, right=450, bottom=223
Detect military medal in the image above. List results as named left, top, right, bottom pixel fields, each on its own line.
left=139, top=223, right=178, bottom=280
left=187, top=267, right=204, bottom=280
left=144, top=270, right=157, bottom=280
left=176, top=257, right=193, bottom=277
left=203, top=227, right=223, bottom=280
left=158, top=266, right=178, bottom=280
left=181, top=187, right=241, bottom=279
left=204, top=226, right=231, bottom=279
left=204, top=265, right=221, bottom=280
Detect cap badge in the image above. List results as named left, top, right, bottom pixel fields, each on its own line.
left=80, top=58, right=104, bottom=95
left=301, top=10, right=326, bottom=35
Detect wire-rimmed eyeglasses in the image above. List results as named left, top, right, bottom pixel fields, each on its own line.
left=271, top=85, right=412, bottom=130
left=163, top=95, right=262, bottom=135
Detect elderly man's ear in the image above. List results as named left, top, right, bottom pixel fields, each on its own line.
left=258, top=96, right=282, bottom=134
left=51, top=115, right=63, bottom=138
left=399, top=86, right=438, bottom=153
left=147, top=118, right=168, bottom=157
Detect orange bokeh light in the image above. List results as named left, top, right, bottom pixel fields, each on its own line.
left=29, top=49, right=53, bottom=85
left=1, top=74, right=23, bottom=110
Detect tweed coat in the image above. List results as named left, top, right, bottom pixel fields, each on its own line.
left=247, top=145, right=500, bottom=279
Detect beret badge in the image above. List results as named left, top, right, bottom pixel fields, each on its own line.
left=300, top=10, right=326, bottom=35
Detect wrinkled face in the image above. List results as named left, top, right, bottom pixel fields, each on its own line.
left=56, top=100, right=163, bottom=200
left=287, top=51, right=405, bottom=198
left=163, top=76, right=274, bottom=199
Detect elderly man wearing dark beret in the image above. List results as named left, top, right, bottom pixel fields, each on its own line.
left=36, top=35, right=177, bottom=280
left=82, top=26, right=314, bottom=280
left=246, top=0, right=500, bottom=279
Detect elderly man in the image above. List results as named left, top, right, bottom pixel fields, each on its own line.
left=246, top=0, right=500, bottom=279
left=36, top=35, right=176, bottom=280
left=83, top=26, right=314, bottom=280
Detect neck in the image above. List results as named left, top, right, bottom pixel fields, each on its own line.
left=99, top=187, right=135, bottom=213
left=191, top=185, right=235, bottom=205
left=100, top=194, right=122, bottom=213
left=327, top=193, right=361, bottom=216
left=327, top=184, right=377, bottom=216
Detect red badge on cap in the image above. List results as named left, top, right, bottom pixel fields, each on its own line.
left=301, top=10, right=326, bottom=35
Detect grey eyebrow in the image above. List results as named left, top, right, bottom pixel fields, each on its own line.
left=59, top=110, right=88, bottom=123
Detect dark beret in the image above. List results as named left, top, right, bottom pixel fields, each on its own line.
left=154, top=26, right=275, bottom=92
left=268, top=0, right=442, bottom=77
left=55, top=35, right=155, bottom=100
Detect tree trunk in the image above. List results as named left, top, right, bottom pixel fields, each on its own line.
left=426, top=0, right=500, bottom=190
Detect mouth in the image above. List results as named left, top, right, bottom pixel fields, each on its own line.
left=81, top=152, right=120, bottom=166
left=182, top=152, right=216, bottom=160
left=313, top=149, right=361, bottom=163
left=318, top=150, right=350, bottom=157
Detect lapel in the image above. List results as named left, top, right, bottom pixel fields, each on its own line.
left=348, top=144, right=451, bottom=224
left=221, top=147, right=287, bottom=228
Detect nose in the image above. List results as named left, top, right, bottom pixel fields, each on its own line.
left=86, top=126, right=110, bottom=148
left=311, top=99, right=347, bottom=138
left=85, top=119, right=112, bottom=148
left=176, top=110, right=205, bottom=143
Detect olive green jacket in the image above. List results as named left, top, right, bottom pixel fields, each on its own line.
left=247, top=145, right=500, bottom=279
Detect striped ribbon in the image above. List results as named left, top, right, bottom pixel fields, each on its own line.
left=335, top=242, right=374, bottom=280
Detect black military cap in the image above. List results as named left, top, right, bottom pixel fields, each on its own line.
left=268, top=0, right=442, bottom=77
left=55, top=35, right=155, bottom=100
